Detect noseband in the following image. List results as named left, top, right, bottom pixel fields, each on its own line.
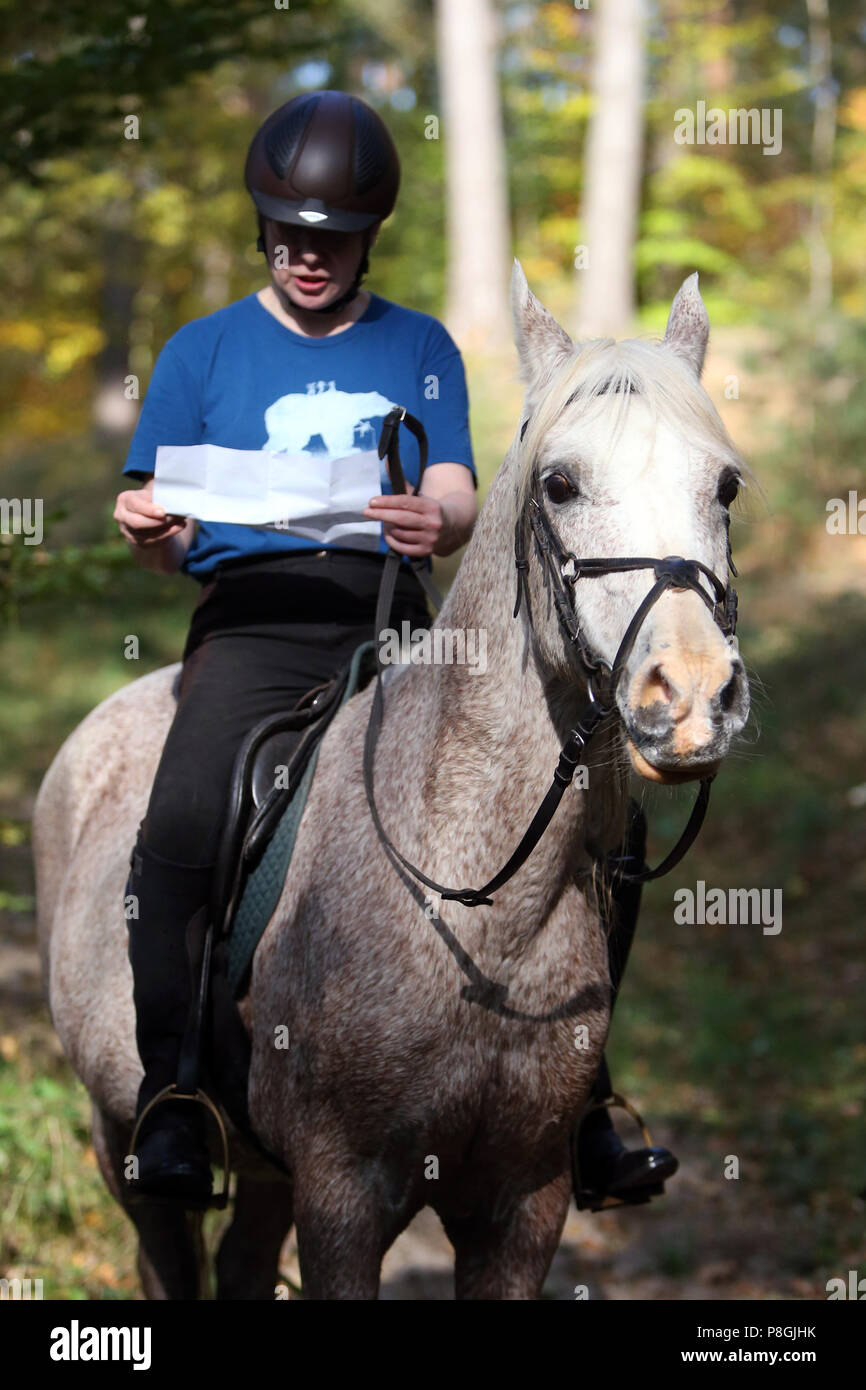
left=362, top=407, right=741, bottom=912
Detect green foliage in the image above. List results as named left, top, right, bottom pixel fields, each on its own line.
left=0, top=0, right=330, bottom=180
left=0, top=1027, right=136, bottom=1298
left=0, top=516, right=133, bottom=626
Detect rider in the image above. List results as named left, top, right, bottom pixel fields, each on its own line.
left=114, top=88, right=676, bottom=1209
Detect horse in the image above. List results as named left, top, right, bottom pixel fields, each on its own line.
left=33, top=263, right=751, bottom=1300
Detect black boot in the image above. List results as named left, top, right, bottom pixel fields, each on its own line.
left=124, top=830, right=215, bottom=1206
left=574, top=1058, right=679, bottom=1210
left=573, top=802, right=679, bottom=1210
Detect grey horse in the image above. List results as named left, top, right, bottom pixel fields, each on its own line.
left=33, top=264, right=751, bottom=1299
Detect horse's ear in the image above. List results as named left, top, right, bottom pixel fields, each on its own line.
left=663, top=273, right=709, bottom=377
left=511, top=259, right=573, bottom=388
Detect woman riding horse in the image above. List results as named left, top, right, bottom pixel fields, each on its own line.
left=112, top=88, right=675, bottom=1210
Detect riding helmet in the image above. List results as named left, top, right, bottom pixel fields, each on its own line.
left=244, top=89, right=401, bottom=232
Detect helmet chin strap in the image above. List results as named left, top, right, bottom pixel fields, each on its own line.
left=258, top=220, right=372, bottom=317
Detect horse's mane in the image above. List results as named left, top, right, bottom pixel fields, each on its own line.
left=515, top=335, right=751, bottom=513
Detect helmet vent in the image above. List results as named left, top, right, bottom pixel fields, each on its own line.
left=264, top=95, right=319, bottom=179
left=353, top=102, right=388, bottom=193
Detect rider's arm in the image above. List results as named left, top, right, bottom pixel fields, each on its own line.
left=413, top=318, right=478, bottom=557
left=117, top=338, right=202, bottom=575
left=419, top=463, right=478, bottom=557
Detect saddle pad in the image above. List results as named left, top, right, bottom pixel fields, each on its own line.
left=227, top=638, right=378, bottom=996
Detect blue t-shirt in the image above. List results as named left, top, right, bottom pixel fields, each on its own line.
left=123, top=291, right=476, bottom=580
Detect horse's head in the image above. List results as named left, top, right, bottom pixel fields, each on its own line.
left=510, top=261, right=750, bottom=785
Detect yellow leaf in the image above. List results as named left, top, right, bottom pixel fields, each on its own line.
left=840, top=89, right=866, bottom=131
left=43, top=324, right=106, bottom=379
left=0, top=321, right=45, bottom=352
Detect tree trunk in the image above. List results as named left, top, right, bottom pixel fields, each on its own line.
left=92, top=214, right=140, bottom=441
left=435, top=0, right=510, bottom=348
left=805, top=0, right=836, bottom=323
left=576, top=0, right=646, bottom=338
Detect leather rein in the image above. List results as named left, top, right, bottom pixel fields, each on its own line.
left=362, top=407, right=740, bottom=909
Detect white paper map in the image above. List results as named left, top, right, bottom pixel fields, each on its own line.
left=152, top=443, right=384, bottom=548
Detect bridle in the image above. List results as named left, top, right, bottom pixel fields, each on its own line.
left=515, top=429, right=739, bottom=710
left=362, top=406, right=740, bottom=910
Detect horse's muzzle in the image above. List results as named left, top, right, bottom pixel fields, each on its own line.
left=620, top=646, right=749, bottom=783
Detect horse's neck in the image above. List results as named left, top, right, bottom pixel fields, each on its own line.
left=392, top=455, right=622, bottom=939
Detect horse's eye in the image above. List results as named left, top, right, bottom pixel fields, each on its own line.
left=717, top=472, right=740, bottom=509
left=544, top=472, right=575, bottom=505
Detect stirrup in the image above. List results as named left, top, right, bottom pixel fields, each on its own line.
left=127, top=1083, right=230, bottom=1211
left=571, top=1091, right=666, bottom=1214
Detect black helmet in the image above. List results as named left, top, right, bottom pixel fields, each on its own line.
left=245, top=89, right=401, bottom=232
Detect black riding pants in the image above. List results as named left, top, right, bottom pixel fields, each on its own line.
left=140, top=549, right=431, bottom=868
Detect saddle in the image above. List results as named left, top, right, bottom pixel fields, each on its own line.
left=223, top=639, right=383, bottom=994
left=172, top=637, right=381, bottom=993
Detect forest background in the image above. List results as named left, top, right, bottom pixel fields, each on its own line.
left=0, top=0, right=864, bottom=1299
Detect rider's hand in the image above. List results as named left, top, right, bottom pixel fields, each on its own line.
left=114, top=478, right=187, bottom=547
left=362, top=492, right=444, bottom=558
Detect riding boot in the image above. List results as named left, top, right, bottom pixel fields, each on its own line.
left=124, top=828, right=214, bottom=1204
left=574, top=801, right=679, bottom=1208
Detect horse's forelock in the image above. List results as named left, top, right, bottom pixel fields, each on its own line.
left=514, top=335, right=751, bottom=517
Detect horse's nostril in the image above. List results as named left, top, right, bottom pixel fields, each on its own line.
left=719, top=672, right=739, bottom=713
left=643, top=664, right=676, bottom=706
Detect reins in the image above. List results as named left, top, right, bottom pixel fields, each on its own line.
left=362, top=406, right=740, bottom=908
